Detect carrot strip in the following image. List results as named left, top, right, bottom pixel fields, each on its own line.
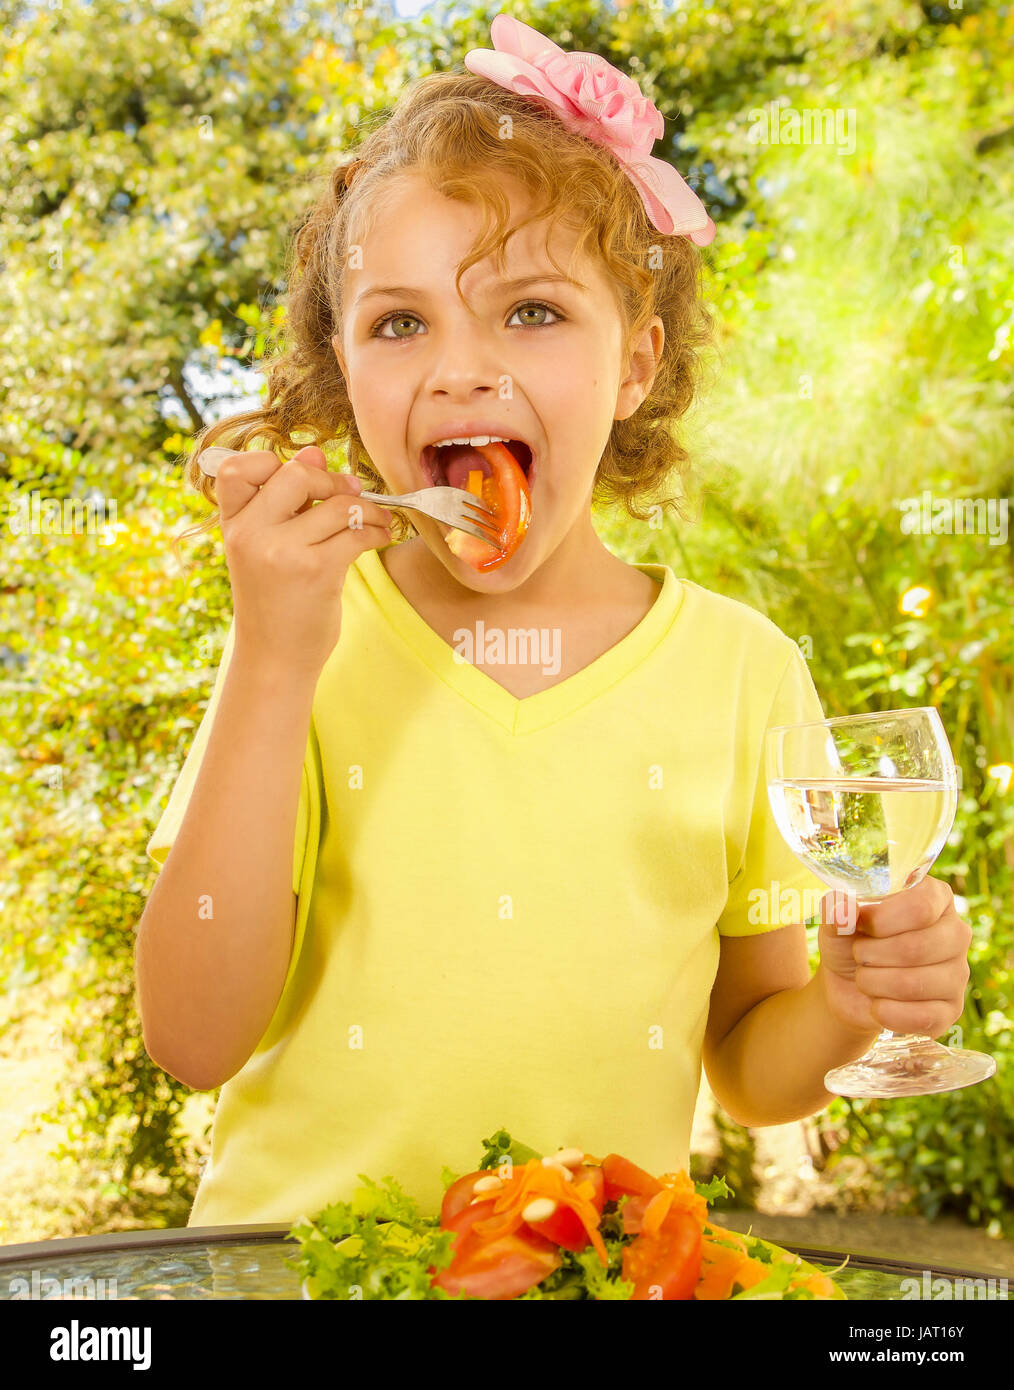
left=695, top=1245, right=753, bottom=1300
left=656, top=1170, right=709, bottom=1227
left=641, top=1189, right=675, bottom=1238
left=733, top=1258, right=772, bottom=1291
left=471, top=1159, right=608, bottom=1265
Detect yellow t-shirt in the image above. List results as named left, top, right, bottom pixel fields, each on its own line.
left=145, top=546, right=828, bottom=1227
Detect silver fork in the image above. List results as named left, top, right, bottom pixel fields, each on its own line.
left=195, top=447, right=501, bottom=545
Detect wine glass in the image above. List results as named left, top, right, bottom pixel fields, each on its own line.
left=765, top=707, right=996, bottom=1097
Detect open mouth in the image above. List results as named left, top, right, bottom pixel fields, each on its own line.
left=417, top=439, right=534, bottom=571
left=421, top=440, right=534, bottom=492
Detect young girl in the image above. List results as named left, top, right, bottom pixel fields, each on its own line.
left=136, top=14, right=972, bottom=1230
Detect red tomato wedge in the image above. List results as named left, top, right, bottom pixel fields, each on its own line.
left=431, top=1196, right=560, bottom=1300
left=444, top=439, right=532, bottom=571
left=619, top=1171, right=709, bottom=1236
left=621, top=1209, right=703, bottom=1300
left=427, top=1151, right=734, bottom=1299
left=469, top=1158, right=610, bottom=1266
left=439, top=1170, right=490, bottom=1228
left=619, top=1191, right=655, bottom=1237
left=524, top=1164, right=606, bottom=1252
left=600, top=1153, right=663, bottom=1203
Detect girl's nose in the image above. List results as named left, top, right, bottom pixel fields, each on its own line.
left=421, top=316, right=506, bottom=392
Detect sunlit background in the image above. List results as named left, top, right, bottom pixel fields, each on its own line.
left=0, top=0, right=1010, bottom=1287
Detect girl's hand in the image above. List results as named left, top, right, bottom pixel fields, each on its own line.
left=216, top=444, right=393, bottom=677
left=816, top=878, right=973, bottom=1038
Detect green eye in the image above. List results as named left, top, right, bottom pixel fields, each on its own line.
left=370, top=300, right=564, bottom=339
left=373, top=313, right=421, bottom=339
left=510, top=302, right=557, bottom=327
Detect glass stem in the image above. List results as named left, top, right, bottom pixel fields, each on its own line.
left=848, top=1029, right=898, bottom=1066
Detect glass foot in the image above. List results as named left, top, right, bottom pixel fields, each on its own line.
left=824, top=1032, right=997, bottom=1098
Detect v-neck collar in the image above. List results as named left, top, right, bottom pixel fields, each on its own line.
left=355, top=545, right=686, bottom=736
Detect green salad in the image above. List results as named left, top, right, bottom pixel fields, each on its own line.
left=286, top=1129, right=847, bottom=1301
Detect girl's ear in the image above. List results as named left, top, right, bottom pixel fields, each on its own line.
left=615, top=316, right=664, bottom=420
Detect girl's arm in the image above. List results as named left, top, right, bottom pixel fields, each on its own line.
left=134, top=644, right=316, bottom=1092
left=702, top=923, right=880, bottom=1127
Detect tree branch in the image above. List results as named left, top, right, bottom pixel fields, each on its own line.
left=167, top=365, right=206, bottom=434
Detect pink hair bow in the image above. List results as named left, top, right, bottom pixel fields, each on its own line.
left=463, top=13, right=716, bottom=245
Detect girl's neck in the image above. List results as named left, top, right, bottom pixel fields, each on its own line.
left=380, top=521, right=649, bottom=621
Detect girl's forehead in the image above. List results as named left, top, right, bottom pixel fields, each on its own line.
left=346, top=173, right=595, bottom=293
left=365, top=169, right=578, bottom=244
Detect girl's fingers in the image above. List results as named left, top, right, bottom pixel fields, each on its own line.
left=855, top=875, right=952, bottom=937
left=214, top=448, right=358, bottom=524
left=286, top=490, right=394, bottom=546
left=854, top=960, right=969, bottom=1004
left=292, top=446, right=332, bottom=514
left=213, top=450, right=292, bottom=521
left=248, top=458, right=358, bottom=527
left=869, top=998, right=963, bottom=1038
left=852, top=916, right=970, bottom=970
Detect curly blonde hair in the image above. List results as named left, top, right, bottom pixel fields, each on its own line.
left=174, top=69, right=717, bottom=563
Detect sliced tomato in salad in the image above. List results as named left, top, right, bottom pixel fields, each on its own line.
left=439, top=1161, right=605, bottom=1253
left=441, top=439, right=532, bottom=571
left=430, top=1195, right=561, bottom=1300
left=619, top=1191, right=656, bottom=1237
left=619, top=1173, right=708, bottom=1237
left=523, top=1163, right=606, bottom=1252
left=470, top=1158, right=610, bottom=1265
left=429, top=1148, right=710, bottom=1299
left=621, top=1208, right=704, bottom=1300
left=600, top=1152, right=663, bottom=1203
left=439, top=1169, right=491, bottom=1227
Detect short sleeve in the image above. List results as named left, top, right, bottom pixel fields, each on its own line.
left=716, top=643, right=832, bottom=937
left=146, top=619, right=311, bottom=898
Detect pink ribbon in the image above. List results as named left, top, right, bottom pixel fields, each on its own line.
left=464, top=13, right=716, bottom=245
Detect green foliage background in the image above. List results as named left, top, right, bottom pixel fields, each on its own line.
left=1, top=0, right=1011, bottom=1237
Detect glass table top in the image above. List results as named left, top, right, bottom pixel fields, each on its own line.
left=1, top=1226, right=1009, bottom=1301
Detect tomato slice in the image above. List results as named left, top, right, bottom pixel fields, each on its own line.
left=621, top=1209, right=703, bottom=1300
left=523, top=1164, right=606, bottom=1252
left=439, top=1170, right=491, bottom=1227
left=600, top=1153, right=663, bottom=1203
left=431, top=1196, right=561, bottom=1300
left=619, top=1191, right=654, bottom=1237
left=444, top=440, right=532, bottom=572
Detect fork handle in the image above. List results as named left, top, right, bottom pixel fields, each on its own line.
left=358, top=490, right=406, bottom=507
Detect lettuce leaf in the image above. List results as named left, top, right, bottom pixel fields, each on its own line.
left=693, top=1174, right=734, bottom=1204
left=286, top=1175, right=460, bottom=1300
left=477, top=1128, right=543, bottom=1171
left=516, top=1208, right=636, bottom=1300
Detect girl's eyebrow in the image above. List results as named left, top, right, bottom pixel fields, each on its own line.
left=352, top=272, right=586, bottom=309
